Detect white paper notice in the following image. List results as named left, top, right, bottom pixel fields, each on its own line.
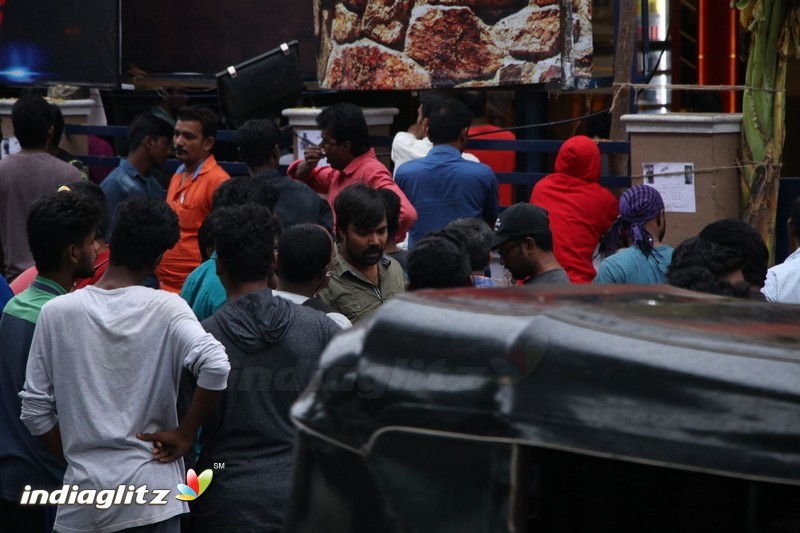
left=642, top=162, right=696, bottom=213
left=296, top=129, right=329, bottom=168
left=1, top=137, right=20, bottom=158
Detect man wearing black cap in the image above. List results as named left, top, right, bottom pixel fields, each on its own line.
left=492, top=203, right=570, bottom=285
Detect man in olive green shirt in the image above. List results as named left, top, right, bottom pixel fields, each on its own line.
left=320, top=184, right=405, bottom=323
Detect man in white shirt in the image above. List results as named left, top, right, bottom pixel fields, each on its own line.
left=21, top=197, right=230, bottom=533
left=763, top=196, right=800, bottom=303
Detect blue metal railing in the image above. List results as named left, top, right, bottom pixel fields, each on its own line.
left=65, top=124, right=633, bottom=189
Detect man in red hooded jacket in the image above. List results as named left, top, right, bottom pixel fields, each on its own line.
left=530, top=136, right=619, bottom=283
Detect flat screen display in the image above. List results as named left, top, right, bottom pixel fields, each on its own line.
left=0, top=0, right=119, bottom=87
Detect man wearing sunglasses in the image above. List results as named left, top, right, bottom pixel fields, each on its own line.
left=492, top=203, right=569, bottom=285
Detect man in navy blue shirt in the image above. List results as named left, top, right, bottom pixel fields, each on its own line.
left=100, top=113, right=173, bottom=238
left=395, top=99, right=498, bottom=248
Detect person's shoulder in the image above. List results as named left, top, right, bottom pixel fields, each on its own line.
left=460, top=158, right=495, bottom=176
left=381, top=255, right=406, bottom=280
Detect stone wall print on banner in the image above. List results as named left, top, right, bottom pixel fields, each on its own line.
left=315, top=0, right=593, bottom=90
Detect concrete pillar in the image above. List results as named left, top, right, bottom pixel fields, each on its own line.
left=622, top=113, right=743, bottom=247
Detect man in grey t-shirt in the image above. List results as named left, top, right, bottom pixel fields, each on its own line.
left=492, top=202, right=570, bottom=285
left=0, top=95, right=83, bottom=281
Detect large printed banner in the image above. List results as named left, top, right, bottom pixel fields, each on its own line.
left=316, top=0, right=593, bottom=90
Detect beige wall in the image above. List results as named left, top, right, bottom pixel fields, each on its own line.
left=624, top=114, right=743, bottom=248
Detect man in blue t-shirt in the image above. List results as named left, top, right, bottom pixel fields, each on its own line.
left=395, top=99, right=498, bottom=248
left=100, top=113, right=173, bottom=238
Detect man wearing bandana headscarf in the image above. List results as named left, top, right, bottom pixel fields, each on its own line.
left=594, top=184, right=672, bottom=284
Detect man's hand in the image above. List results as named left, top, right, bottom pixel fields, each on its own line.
left=137, top=429, right=193, bottom=463
left=303, top=146, right=326, bottom=168
left=293, top=147, right=326, bottom=181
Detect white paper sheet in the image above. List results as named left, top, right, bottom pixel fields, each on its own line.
left=642, top=162, right=696, bottom=213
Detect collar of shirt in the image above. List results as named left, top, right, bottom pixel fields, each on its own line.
left=252, top=168, right=288, bottom=183
left=175, top=155, right=216, bottom=182
left=427, top=144, right=463, bottom=159
left=31, top=275, right=68, bottom=296
left=119, top=159, right=150, bottom=182
left=333, top=249, right=391, bottom=286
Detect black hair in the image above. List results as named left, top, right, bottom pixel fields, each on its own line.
left=528, top=229, right=553, bottom=251
left=127, top=113, right=173, bottom=153
left=212, top=176, right=279, bottom=212
left=334, top=183, right=386, bottom=239
left=50, top=104, right=65, bottom=148
left=419, top=91, right=451, bottom=119
left=237, top=119, right=281, bottom=169
left=444, top=217, right=492, bottom=271
left=699, top=219, right=768, bottom=288
left=109, top=197, right=179, bottom=271
left=12, top=95, right=53, bottom=149
left=176, top=105, right=219, bottom=139
left=407, top=230, right=473, bottom=290
left=789, top=195, right=800, bottom=239
left=668, top=237, right=750, bottom=298
left=209, top=204, right=281, bottom=283
left=377, top=188, right=401, bottom=242
left=66, top=181, right=110, bottom=241
left=197, top=217, right=214, bottom=262
left=277, top=224, right=332, bottom=284
left=27, top=191, right=99, bottom=273
left=427, top=100, right=474, bottom=145
left=316, top=103, right=370, bottom=157
left=458, top=90, right=487, bottom=119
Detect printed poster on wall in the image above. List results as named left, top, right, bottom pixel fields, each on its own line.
left=642, top=162, right=697, bottom=214
left=315, top=0, right=593, bottom=90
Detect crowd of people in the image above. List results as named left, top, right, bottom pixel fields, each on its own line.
left=0, top=92, right=795, bottom=532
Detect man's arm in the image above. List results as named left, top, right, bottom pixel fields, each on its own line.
left=20, top=313, right=61, bottom=454
left=137, top=387, right=220, bottom=463
left=288, top=146, right=334, bottom=195
left=137, top=302, right=229, bottom=462
left=38, top=424, right=64, bottom=463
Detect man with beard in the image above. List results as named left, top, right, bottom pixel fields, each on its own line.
left=157, top=105, right=230, bottom=293
left=319, top=184, right=405, bottom=323
left=594, top=185, right=672, bottom=284
left=491, top=203, right=570, bottom=285
left=0, top=191, right=99, bottom=531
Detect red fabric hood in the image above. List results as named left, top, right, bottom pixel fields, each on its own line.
left=554, top=135, right=601, bottom=183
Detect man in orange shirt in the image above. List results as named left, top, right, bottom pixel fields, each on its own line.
left=156, top=106, right=230, bottom=293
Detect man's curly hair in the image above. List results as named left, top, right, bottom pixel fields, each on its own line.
left=27, top=192, right=100, bottom=273
left=668, top=237, right=750, bottom=298
left=208, top=204, right=281, bottom=283
left=109, top=197, right=179, bottom=271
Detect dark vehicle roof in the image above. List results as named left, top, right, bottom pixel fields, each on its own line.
left=292, top=285, right=800, bottom=486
